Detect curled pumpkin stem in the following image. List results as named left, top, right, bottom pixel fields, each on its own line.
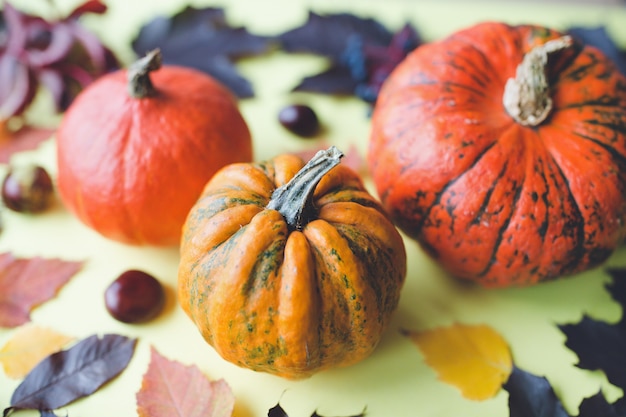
left=127, top=49, right=162, bottom=98
left=503, top=36, right=572, bottom=126
left=267, top=146, right=343, bottom=231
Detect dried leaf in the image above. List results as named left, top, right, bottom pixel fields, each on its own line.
left=278, top=11, right=393, bottom=59
left=503, top=366, right=569, bottom=417
left=280, top=13, right=420, bottom=103
left=5, top=334, right=136, bottom=414
left=0, top=324, right=74, bottom=379
left=576, top=391, right=622, bottom=417
left=403, top=323, right=513, bottom=400
left=0, top=252, right=84, bottom=328
left=136, top=347, right=234, bottom=417
left=268, top=402, right=366, bottom=417
left=0, top=123, right=55, bottom=163
left=131, top=6, right=272, bottom=98
left=558, top=269, right=626, bottom=391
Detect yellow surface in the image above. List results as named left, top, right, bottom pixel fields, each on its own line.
left=2, top=0, right=626, bottom=416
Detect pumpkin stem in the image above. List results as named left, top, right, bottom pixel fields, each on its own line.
left=127, top=49, right=162, bottom=98
left=502, top=36, right=572, bottom=126
left=267, top=146, right=344, bottom=231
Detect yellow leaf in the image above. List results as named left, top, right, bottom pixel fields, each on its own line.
left=403, top=323, right=513, bottom=400
left=0, top=324, right=74, bottom=378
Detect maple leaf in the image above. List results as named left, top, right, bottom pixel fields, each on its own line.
left=558, top=269, right=626, bottom=391
left=402, top=323, right=513, bottom=400
left=131, top=6, right=272, bottom=98
left=0, top=324, right=73, bottom=379
left=503, top=366, right=569, bottom=417
left=576, top=391, right=624, bottom=417
left=278, top=12, right=421, bottom=103
left=136, top=347, right=234, bottom=417
left=0, top=252, right=84, bottom=328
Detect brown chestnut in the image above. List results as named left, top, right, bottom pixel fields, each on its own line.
left=2, top=164, right=54, bottom=213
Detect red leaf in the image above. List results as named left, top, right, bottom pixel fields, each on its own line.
left=136, top=347, right=234, bottom=417
left=0, top=123, right=55, bottom=163
left=0, top=252, right=84, bottom=328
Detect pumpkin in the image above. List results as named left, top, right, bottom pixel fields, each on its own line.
left=177, top=146, right=406, bottom=379
left=56, top=50, right=252, bottom=246
left=368, top=22, right=626, bottom=287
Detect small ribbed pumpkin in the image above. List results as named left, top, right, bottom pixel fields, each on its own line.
left=368, top=22, right=626, bottom=287
left=178, top=147, right=406, bottom=379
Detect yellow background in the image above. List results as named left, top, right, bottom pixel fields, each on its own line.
left=1, top=0, right=626, bottom=416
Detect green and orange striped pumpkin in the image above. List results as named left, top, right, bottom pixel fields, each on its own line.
left=368, top=22, right=626, bottom=287
left=177, top=147, right=406, bottom=379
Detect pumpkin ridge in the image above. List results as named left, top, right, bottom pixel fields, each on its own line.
left=536, top=135, right=587, bottom=276
left=403, top=140, right=499, bottom=236
left=467, top=160, right=511, bottom=231
left=476, top=178, right=524, bottom=280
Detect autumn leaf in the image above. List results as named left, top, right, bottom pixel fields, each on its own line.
left=0, top=122, right=55, bottom=164
left=402, top=323, right=513, bottom=400
left=0, top=252, right=84, bottom=328
left=503, top=366, right=569, bottom=417
left=136, top=347, right=234, bottom=417
left=278, top=12, right=420, bottom=103
left=5, top=334, right=136, bottom=414
left=558, top=269, right=626, bottom=391
left=268, top=402, right=366, bottom=417
left=290, top=143, right=367, bottom=175
left=0, top=324, right=74, bottom=379
left=576, top=391, right=624, bottom=417
left=131, top=6, right=272, bottom=98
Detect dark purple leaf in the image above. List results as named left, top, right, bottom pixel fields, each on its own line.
left=268, top=403, right=289, bottom=417
left=0, top=1, right=119, bottom=118
left=503, top=366, right=569, bottom=417
left=558, top=270, right=626, bottom=391
left=293, top=65, right=357, bottom=95
left=280, top=13, right=420, bottom=103
left=311, top=408, right=366, bottom=417
left=576, top=391, right=622, bottom=417
left=131, top=6, right=271, bottom=98
left=4, top=334, right=136, bottom=414
left=278, top=11, right=393, bottom=59
left=567, top=26, right=626, bottom=76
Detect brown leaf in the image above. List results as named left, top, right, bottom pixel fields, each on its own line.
left=0, top=324, right=74, bottom=378
left=402, top=323, right=513, bottom=400
left=0, top=122, right=55, bottom=163
left=136, top=347, right=235, bottom=417
left=0, top=252, right=84, bottom=328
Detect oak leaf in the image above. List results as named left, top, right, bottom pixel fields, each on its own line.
left=402, top=323, right=513, bottom=400
left=0, top=252, right=84, bottom=328
left=136, top=347, right=234, bottom=417
left=0, top=324, right=73, bottom=378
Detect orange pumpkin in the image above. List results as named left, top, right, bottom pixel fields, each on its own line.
left=56, top=50, right=252, bottom=246
left=368, top=22, right=626, bottom=287
left=178, top=147, right=406, bottom=379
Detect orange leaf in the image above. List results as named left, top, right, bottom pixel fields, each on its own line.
left=403, top=323, right=513, bottom=400
left=136, top=347, right=235, bottom=417
left=0, top=252, right=84, bottom=328
left=0, top=324, right=74, bottom=378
